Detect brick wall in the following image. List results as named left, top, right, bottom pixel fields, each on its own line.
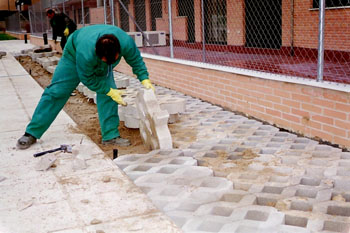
left=116, top=57, right=350, bottom=149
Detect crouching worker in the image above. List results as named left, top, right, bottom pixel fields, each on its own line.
left=17, top=24, right=155, bottom=149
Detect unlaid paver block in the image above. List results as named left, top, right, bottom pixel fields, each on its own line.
left=76, top=83, right=85, bottom=93
left=124, top=114, right=139, bottom=129
left=35, top=154, right=57, bottom=171
left=114, top=76, right=130, bottom=88
left=158, top=95, right=186, bottom=114
left=136, top=89, right=172, bottom=150
left=46, top=65, right=57, bottom=74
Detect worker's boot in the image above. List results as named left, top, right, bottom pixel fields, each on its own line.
left=102, top=137, right=131, bottom=147
left=17, top=133, right=37, bottom=149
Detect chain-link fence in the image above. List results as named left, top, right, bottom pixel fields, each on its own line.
left=12, top=0, right=350, bottom=84
left=28, top=0, right=91, bottom=37
left=5, top=11, right=30, bottom=33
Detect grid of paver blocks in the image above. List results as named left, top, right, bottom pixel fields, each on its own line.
left=114, top=86, right=350, bottom=232
left=19, top=48, right=350, bottom=232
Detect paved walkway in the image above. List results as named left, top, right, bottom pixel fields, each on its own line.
left=0, top=40, right=180, bottom=233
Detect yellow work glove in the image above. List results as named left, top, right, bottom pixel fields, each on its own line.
left=106, top=88, right=127, bottom=106
left=63, top=28, right=69, bottom=36
left=141, top=79, right=155, bottom=92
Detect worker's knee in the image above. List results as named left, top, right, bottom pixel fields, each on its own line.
left=44, top=83, right=75, bottom=99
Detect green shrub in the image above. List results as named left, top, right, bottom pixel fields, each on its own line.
left=0, top=33, right=18, bottom=40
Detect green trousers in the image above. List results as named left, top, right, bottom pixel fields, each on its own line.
left=26, top=58, right=120, bottom=141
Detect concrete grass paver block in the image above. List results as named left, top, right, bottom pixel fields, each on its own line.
left=46, top=65, right=56, bottom=73
left=124, top=113, right=140, bottom=128
left=34, top=154, right=57, bottom=171
left=136, top=89, right=172, bottom=150
left=158, top=95, right=186, bottom=114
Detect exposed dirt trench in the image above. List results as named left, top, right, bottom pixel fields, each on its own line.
left=18, top=56, right=150, bottom=158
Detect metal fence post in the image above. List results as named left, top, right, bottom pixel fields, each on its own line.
left=28, top=9, right=33, bottom=34
left=81, top=0, right=85, bottom=26
left=168, top=0, right=174, bottom=58
left=201, top=0, right=206, bottom=62
left=39, top=1, right=44, bottom=33
left=18, top=11, right=21, bottom=32
left=104, top=0, right=107, bottom=24
left=317, top=0, right=325, bottom=82
left=110, top=0, right=115, bottom=26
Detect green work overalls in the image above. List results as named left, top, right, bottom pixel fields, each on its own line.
left=25, top=24, right=149, bottom=141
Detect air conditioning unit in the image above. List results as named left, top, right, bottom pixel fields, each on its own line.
left=143, top=31, right=166, bottom=47
left=127, top=32, right=143, bottom=47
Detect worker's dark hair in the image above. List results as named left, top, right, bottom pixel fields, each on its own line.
left=46, top=9, right=55, bottom=15
left=95, top=34, right=121, bottom=65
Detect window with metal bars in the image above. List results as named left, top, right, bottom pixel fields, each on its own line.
left=313, top=0, right=350, bottom=8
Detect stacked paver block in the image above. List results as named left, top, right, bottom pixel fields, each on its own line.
left=36, top=56, right=60, bottom=69
left=113, top=71, right=130, bottom=88
left=46, top=65, right=56, bottom=74
left=29, top=51, right=57, bottom=62
left=118, top=87, right=186, bottom=128
left=136, top=89, right=173, bottom=150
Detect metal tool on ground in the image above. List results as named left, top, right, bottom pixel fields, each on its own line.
left=33, top=144, right=72, bottom=157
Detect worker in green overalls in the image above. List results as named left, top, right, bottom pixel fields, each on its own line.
left=17, top=24, right=155, bottom=149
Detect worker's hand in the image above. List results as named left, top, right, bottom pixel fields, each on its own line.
left=64, top=28, right=69, bottom=36
left=141, top=79, right=155, bottom=92
left=106, top=88, right=127, bottom=106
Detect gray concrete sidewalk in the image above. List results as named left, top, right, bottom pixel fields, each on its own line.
left=0, top=41, right=180, bottom=233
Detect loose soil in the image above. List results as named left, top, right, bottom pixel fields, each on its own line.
left=18, top=56, right=150, bottom=158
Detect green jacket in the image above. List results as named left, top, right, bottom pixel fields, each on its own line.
left=63, top=24, right=149, bottom=94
